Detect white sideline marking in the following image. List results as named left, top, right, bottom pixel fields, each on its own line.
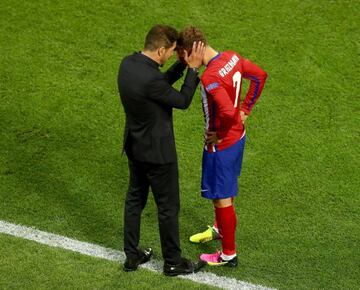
left=0, top=220, right=275, bottom=290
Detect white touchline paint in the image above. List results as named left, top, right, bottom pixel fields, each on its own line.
left=0, top=220, right=276, bottom=290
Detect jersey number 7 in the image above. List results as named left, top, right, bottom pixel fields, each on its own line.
left=232, top=71, right=242, bottom=108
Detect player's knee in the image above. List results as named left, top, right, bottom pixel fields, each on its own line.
left=213, top=198, right=232, bottom=208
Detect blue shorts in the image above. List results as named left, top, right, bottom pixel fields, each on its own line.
left=201, top=134, right=246, bottom=199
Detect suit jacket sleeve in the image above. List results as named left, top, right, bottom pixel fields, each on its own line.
left=147, top=68, right=199, bottom=109
left=164, top=61, right=187, bottom=85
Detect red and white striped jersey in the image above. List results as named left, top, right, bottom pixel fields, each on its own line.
left=200, top=51, right=267, bottom=152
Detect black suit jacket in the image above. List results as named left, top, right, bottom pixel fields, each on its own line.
left=118, top=52, right=200, bottom=164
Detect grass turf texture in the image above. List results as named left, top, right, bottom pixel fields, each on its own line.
left=0, top=0, right=359, bottom=289
left=0, top=234, right=218, bottom=290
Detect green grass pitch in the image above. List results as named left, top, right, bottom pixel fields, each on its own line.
left=0, top=0, right=359, bottom=289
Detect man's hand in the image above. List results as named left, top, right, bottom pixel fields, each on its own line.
left=206, top=130, right=222, bottom=145
left=240, top=111, right=248, bottom=123
left=184, top=41, right=205, bottom=69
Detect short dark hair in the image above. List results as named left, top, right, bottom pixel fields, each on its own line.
left=144, top=25, right=178, bottom=51
left=177, top=26, right=207, bottom=55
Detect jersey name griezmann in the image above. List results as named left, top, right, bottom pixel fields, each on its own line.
left=218, top=54, right=239, bottom=77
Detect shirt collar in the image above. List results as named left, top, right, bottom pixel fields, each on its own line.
left=136, top=51, right=160, bottom=68
left=207, top=52, right=221, bottom=67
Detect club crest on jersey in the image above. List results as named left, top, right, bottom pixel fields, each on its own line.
left=218, top=54, right=239, bottom=77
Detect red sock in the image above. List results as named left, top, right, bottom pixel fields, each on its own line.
left=215, top=205, right=237, bottom=256
left=214, top=198, right=234, bottom=230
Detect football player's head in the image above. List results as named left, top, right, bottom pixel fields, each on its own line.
left=144, top=25, right=178, bottom=65
left=177, top=26, right=207, bottom=63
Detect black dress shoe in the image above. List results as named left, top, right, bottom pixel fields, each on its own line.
left=123, top=248, right=153, bottom=272
left=163, top=257, right=206, bottom=276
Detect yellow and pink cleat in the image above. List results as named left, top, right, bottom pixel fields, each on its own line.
left=189, top=226, right=222, bottom=243
left=199, top=251, right=238, bottom=267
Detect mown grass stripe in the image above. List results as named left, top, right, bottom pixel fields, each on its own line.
left=0, top=220, right=275, bottom=290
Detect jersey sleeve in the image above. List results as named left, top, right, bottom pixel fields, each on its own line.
left=241, top=58, right=268, bottom=115
left=203, top=77, right=237, bottom=139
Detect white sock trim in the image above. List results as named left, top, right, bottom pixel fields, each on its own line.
left=221, top=252, right=236, bottom=261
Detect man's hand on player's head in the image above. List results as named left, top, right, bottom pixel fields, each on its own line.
left=184, top=41, right=205, bottom=69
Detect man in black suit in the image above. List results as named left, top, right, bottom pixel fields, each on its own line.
left=117, top=25, right=205, bottom=276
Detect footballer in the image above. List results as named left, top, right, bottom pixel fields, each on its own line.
left=177, top=27, right=268, bottom=267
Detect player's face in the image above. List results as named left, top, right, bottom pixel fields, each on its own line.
left=176, top=47, right=186, bottom=64
left=158, top=42, right=176, bottom=65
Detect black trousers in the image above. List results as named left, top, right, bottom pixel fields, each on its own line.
left=123, top=158, right=182, bottom=264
